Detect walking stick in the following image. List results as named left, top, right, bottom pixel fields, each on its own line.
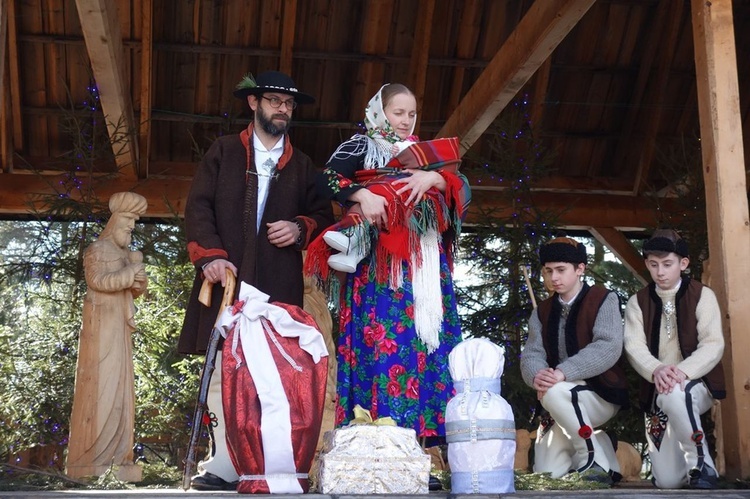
left=182, top=269, right=236, bottom=491
left=521, top=265, right=537, bottom=309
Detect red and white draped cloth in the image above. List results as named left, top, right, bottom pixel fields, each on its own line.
left=219, top=282, right=329, bottom=494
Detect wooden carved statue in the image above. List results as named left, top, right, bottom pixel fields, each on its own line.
left=66, top=192, right=148, bottom=482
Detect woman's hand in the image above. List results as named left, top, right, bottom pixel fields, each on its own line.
left=349, top=189, right=389, bottom=229
left=392, top=170, right=447, bottom=205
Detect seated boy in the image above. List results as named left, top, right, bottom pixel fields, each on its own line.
left=623, top=229, right=725, bottom=489
left=520, top=237, right=628, bottom=484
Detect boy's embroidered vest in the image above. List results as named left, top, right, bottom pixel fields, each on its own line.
left=537, top=284, right=629, bottom=408
left=636, top=277, right=726, bottom=409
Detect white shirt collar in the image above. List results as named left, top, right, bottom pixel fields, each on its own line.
left=559, top=282, right=584, bottom=306
left=253, top=132, right=285, bottom=154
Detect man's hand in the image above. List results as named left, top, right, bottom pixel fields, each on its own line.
left=203, top=258, right=238, bottom=286
left=266, top=220, right=299, bottom=248
left=652, top=364, right=687, bottom=394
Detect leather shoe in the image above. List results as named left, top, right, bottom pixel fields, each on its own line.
left=689, top=465, right=718, bottom=489
left=429, top=474, right=443, bottom=491
left=190, top=471, right=238, bottom=491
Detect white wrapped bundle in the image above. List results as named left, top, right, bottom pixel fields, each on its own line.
left=446, top=338, right=516, bottom=493
left=317, top=424, right=430, bottom=494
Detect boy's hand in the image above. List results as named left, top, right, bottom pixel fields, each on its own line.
left=653, top=364, right=686, bottom=394
left=533, top=367, right=565, bottom=392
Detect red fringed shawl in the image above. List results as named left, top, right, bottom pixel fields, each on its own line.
left=304, top=137, right=468, bottom=286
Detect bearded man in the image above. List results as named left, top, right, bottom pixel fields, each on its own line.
left=178, top=71, right=333, bottom=491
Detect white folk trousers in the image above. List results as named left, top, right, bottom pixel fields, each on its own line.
left=197, top=351, right=240, bottom=482
left=533, top=380, right=620, bottom=478
left=648, top=380, right=716, bottom=488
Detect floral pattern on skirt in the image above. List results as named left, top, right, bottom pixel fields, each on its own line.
left=335, top=251, right=462, bottom=437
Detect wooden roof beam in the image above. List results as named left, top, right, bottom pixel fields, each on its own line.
left=1, top=173, right=679, bottom=229
left=437, top=0, right=597, bottom=154
left=691, top=0, right=750, bottom=479
left=0, top=0, right=8, bottom=173
left=75, top=0, right=138, bottom=180
left=588, top=227, right=648, bottom=285
left=139, top=0, right=153, bottom=180
left=408, top=0, right=435, bottom=136
left=6, top=0, right=20, bottom=154
left=465, top=190, right=677, bottom=229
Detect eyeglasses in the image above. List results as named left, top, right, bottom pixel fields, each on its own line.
left=261, top=96, right=297, bottom=110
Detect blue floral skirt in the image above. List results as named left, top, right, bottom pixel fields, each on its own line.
left=334, top=251, right=462, bottom=437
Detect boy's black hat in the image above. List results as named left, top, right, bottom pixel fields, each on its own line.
left=539, top=237, right=587, bottom=265
left=642, top=236, right=689, bottom=258
left=233, top=71, right=315, bottom=104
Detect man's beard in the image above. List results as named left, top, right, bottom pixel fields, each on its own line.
left=256, top=106, right=291, bottom=136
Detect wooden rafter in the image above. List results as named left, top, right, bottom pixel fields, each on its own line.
left=279, top=0, right=297, bottom=75
left=588, top=227, right=648, bottom=285
left=75, top=0, right=138, bottom=179
left=139, top=0, right=152, bottom=180
left=0, top=0, right=7, bottom=173
left=691, top=0, right=750, bottom=479
left=408, top=0, right=435, bottom=136
left=350, top=0, right=394, bottom=122
left=631, top=0, right=683, bottom=195
left=6, top=0, right=20, bottom=153
left=437, top=0, right=597, bottom=154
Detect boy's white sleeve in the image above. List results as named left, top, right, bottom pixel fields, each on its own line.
left=677, top=286, right=724, bottom=380
left=623, top=294, right=662, bottom=381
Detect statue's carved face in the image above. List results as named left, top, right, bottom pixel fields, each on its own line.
left=111, top=213, right=138, bottom=249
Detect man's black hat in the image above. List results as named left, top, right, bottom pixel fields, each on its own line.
left=233, top=71, right=315, bottom=104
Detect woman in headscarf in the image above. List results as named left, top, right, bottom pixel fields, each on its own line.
left=306, top=83, right=470, bottom=438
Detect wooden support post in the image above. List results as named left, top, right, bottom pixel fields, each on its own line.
left=139, top=0, right=152, bottom=179
left=691, top=0, right=750, bottom=479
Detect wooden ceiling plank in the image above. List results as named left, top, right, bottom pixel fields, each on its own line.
left=446, top=0, right=481, bottom=118
left=608, top=1, right=667, bottom=183
left=588, top=226, right=648, bottom=285
left=279, top=0, right=297, bottom=74
left=139, top=0, right=152, bottom=179
left=437, top=0, right=597, bottom=155
left=632, top=0, right=683, bottom=195
left=258, top=0, right=282, bottom=70
left=350, top=0, right=394, bottom=122
left=691, top=0, right=750, bottom=479
left=6, top=0, right=21, bottom=151
left=530, top=57, right=552, bottom=134
left=75, top=0, right=138, bottom=179
left=408, top=0, right=435, bottom=136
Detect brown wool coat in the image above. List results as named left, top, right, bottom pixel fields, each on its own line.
left=178, top=131, right=334, bottom=355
